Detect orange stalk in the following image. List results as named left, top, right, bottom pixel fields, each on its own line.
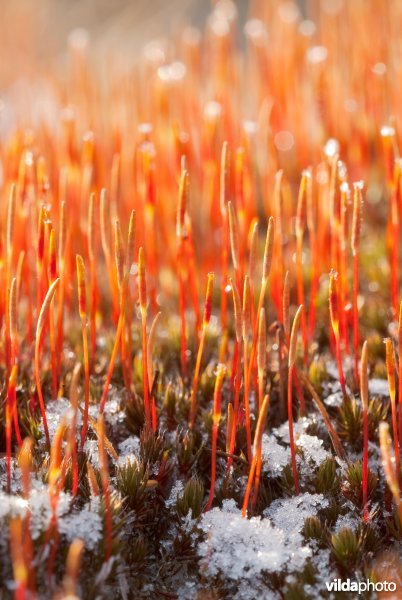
left=147, top=311, right=161, bottom=391
left=288, top=305, right=303, bottom=495
left=48, top=228, right=58, bottom=398
left=63, top=539, right=84, bottom=597
left=205, top=364, right=226, bottom=512
left=228, top=201, right=241, bottom=287
left=100, top=189, right=119, bottom=319
left=6, top=365, right=18, bottom=492
left=379, top=422, right=402, bottom=523
left=176, top=168, right=189, bottom=375
left=139, top=246, right=151, bottom=428
left=98, top=414, right=113, bottom=562
left=220, top=142, right=229, bottom=333
left=351, top=183, right=363, bottom=383
left=100, top=215, right=134, bottom=412
left=36, top=206, right=46, bottom=318
left=283, top=271, right=290, bottom=343
left=69, top=363, right=81, bottom=496
left=18, top=438, right=35, bottom=594
left=399, top=300, right=402, bottom=447
left=124, top=210, right=136, bottom=393
left=329, top=271, right=347, bottom=396
left=295, top=172, right=309, bottom=360
left=242, top=275, right=253, bottom=463
left=56, top=200, right=67, bottom=371
left=88, top=192, right=98, bottom=364
left=257, top=307, right=266, bottom=411
left=9, top=518, right=28, bottom=600
left=227, top=279, right=243, bottom=472
left=35, top=278, right=59, bottom=447
left=242, top=393, right=270, bottom=516
left=76, top=255, right=90, bottom=447
left=247, top=217, right=274, bottom=383
left=385, top=338, right=400, bottom=483
left=189, top=272, right=214, bottom=429
left=361, top=340, right=369, bottom=522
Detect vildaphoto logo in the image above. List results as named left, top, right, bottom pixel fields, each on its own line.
left=325, top=579, right=397, bottom=594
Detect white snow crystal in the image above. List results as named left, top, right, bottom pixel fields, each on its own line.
left=41, top=398, right=77, bottom=440
left=265, top=493, right=328, bottom=549
left=199, top=494, right=327, bottom=584
left=369, top=378, right=389, bottom=396
left=297, top=434, right=330, bottom=467
left=261, top=434, right=289, bottom=476
left=59, top=498, right=103, bottom=550
left=166, top=479, right=184, bottom=508
left=0, top=491, right=28, bottom=519
left=274, top=417, right=313, bottom=443
left=199, top=508, right=288, bottom=578
left=29, top=489, right=71, bottom=540
left=334, top=512, right=360, bottom=533
left=117, top=436, right=140, bottom=466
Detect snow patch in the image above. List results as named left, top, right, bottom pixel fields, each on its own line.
left=199, top=494, right=327, bottom=585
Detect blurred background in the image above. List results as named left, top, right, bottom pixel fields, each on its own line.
left=0, top=0, right=254, bottom=85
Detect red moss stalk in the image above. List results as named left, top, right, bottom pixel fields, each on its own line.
left=76, top=255, right=90, bottom=447
left=228, top=201, right=242, bottom=288
left=227, top=279, right=243, bottom=472
left=9, top=518, right=28, bottom=600
left=9, top=278, right=22, bottom=447
left=351, top=182, right=363, bottom=383
left=18, top=438, right=35, bottom=594
left=99, top=218, right=131, bottom=413
left=56, top=200, right=67, bottom=373
left=139, top=246, right=152, bottom=429
left=257, top=307, right=266, bottom=411
left=36, top=206, right=46, bottom=318
left=283, top=271, right=290, bottom=342
left=100, top=189, right=119, bottom=319
left=288, top=305, right=303, bottom=495
left=385, top=338, right=400, bottom=483
left=205, top=364, right=226, bottom=511
left=242, top=393, right=270, bottom=516
left=220, top=142, right=229, bottom=333
left=379, top=422, right=402, bottom=523
left=176, top=168, right=189, bottom=375
left=88, top=192, right=98, bottom=365
left=242, top=275, right=253, bottom=463
left=398, top=300, right=402, bottom=447
left=124, top=210, right=136, bottom=393
left=147, top=311, right=161, bottom=391
left=6, top=366, right=17, bottom=492
left=98, top=414, right=113, bottom=562
left=247, top=217, right=274, bottom=383
left=189, top=272, right=214, bottom=429
left=35, top=278, right=60, bottom=447
left=295, top=172, right=309, bottom=361
left=390, top=164, right=400, bottom=317
left=329, top=271, right=347, bottom=397
left=63, top=539, right=84, bottom=597
left=48, top=229, right=58, bottom=398
left=69, top=363, right=81, bottom=496
left=361, top=340, right=369, bottom=522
